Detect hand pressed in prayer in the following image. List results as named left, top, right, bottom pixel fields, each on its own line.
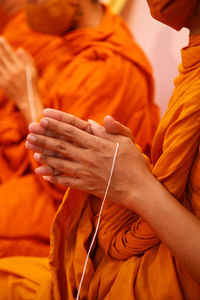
left=26, top=109, right=152, bottom=211
left=0, top=37, right=39, bottom=112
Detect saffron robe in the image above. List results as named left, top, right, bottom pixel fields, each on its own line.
left=0, top=6, right=11, bottom=33
left=147, top=0, right=198, bottom=30
left=0, top=5, right=159, bottom=259
left=48, top=35, right=200, bottom=300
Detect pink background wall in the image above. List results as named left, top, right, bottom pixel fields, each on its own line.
left=121, top=0, right=189, bottom=115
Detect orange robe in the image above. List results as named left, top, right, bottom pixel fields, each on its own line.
left=0, top=4, right=159, bottom=260
left=48, top=35, right=200, bottom=299
left=0, top=6, right=11, bottom=33
left=146, top=0, right=198, bottom=30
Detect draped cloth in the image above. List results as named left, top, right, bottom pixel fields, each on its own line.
left=49, top=35, right=200, bottom=300
left=147, top=0, right=199, bottom=30
left=0, top=6, right=11, bottom=33
left=0, top=5, right=160, bottom=298
left=0, top=257, right=52, bottom=300
left=0, top=5, right=159, bottom=258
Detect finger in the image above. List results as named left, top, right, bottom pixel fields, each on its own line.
left=88, top=119, right=126, bottom=143
left=25, top=140, right=62, bottom=157
left=28, top=132, right=88, bottom=162
left=35, top=165, right=62, bottom=176
left=0, top=75, right=16, bottom=98
left=89, top=122, right=118, bottom=142
left=40, top=117, right=105, bottom=150
left=43, top=175, right=83, bottom=190
left=104, top=116, right=134, bottom=141
left=43, top=108, right=92, bottom=133
left=34, top=153, right=81, bottom=176
left=29, top=122, right=47, bottom=135
left=29, top=122, right=64, bottom=144
left=0, top=48, right=13, bottom=71
left=0, top=37, right=18, bottom=67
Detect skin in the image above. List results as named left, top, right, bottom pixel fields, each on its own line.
left=27, top=0, right=103, bottom=30
left=0, top=0, right=26, bottom=15
left=0, top=37, right=42, bottom=123
left=26, top=108, right=200, bottom=285
left=0, top=0, right=42, bottom=123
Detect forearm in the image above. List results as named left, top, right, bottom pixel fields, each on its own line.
left=130, top=175, right=200, bottom=283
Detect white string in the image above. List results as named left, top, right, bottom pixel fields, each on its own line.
left=26, top=66, right=37, bottom=122
left=76, top=142, right=120, bottom=300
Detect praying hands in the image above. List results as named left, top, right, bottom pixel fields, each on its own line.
left=0, top=37, right=43, bottom=122
left=26, top=108, right=151, bottom=211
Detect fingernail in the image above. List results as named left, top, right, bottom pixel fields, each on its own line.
left=25, top=141, right=31, bottom=149
left=43, top=176, right=51, bottom=181
left=27, top=134, right=36, bottom=142
left=106, top=115, right=114, bottom=121
left=35, top=166, right=42, bottom=174
left=40, top=119, right=48, bottom=127
left=88, top=119, right=102, bottom=128
left=34, top=153, right=41, bottom=161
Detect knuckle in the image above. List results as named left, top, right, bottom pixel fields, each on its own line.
left=40, top=154, right=48, bottom=164
left=63, top=126, right=74, bottom=138
left=90, top=139, right=102, bottom=151
left=53, top=169, right=62, bottom=176
left=82, top=150, right=95, bottom=166
left=49, top=119, right=59, bottom=131
left=69, top=115, right=77, bottom=127
left=55, top=160, right=65, bottom=172
left=74, top=167, right=84, bottom=177
left=83, top=181, right=94, bottom=193
left=56, top=140, right=67, bottom=152
left=120, top=136, right=133, bottom=152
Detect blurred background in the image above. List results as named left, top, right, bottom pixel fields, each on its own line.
left=103, top=0, right=189, bottom=115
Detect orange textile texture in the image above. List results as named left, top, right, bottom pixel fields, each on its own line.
left=147, top=0, right=198, bottom=30
left=49, top=35, right=200, bottom=300
left=0, top=5, right=159, bottom=259
left=0, top=257, right=52, bottom=300
left=0, top=6, right=11, bottom=32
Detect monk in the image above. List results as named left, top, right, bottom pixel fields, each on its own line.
left=25, top=0, right=200, bottom=299
left=0, top=0, right=159, bottom=262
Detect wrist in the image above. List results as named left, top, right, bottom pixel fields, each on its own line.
left=125, top=173, right=160, bottom=215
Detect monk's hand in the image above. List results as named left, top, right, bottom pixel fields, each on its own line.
left=0, top=37, right=42, bottom=121
left=26, top=108, right=93, bottom=176
left=26, top=109, right=134, bottom=176
left=26, top=109, right=151, bottom=209
left=89, top=115, right=134, bottom=141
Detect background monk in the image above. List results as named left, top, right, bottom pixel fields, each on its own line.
left=25, top=0, right=200, bottom=299
left=0, top=0, right=159, bottom=261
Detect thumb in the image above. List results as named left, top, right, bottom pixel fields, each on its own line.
left=104, top=115, right=134, bottom=141
left=88, top=119, right=119, bottom=142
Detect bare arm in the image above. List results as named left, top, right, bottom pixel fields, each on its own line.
left=131, top=172, right=200, bottom=284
